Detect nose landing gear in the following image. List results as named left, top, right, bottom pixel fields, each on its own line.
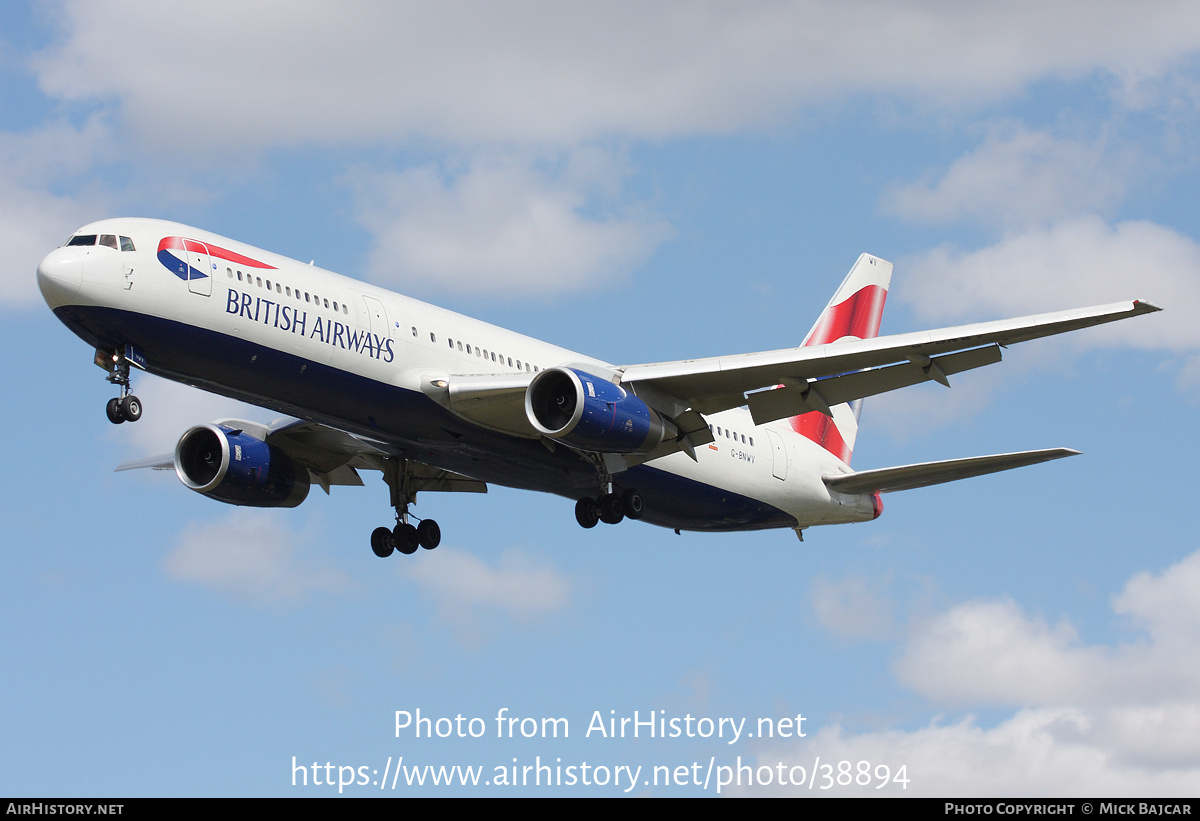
left=97, top=348, right=143, bottom=424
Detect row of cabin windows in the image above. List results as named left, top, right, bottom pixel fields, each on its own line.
left=65, top=234, right=136, bottom=252
left=408, top=326, right=541, bottom=373
left=710, top=424, right=753, bottom=447
left=225, top=261, right=543, bottom=374
left=228, top=267, right=349, bottom=315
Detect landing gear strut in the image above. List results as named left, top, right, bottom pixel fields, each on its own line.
left=370, top=458, right=442, bottom=558
left=574, top=458, right=645, bottom=528
left=98, top=348, right=142, bottom=424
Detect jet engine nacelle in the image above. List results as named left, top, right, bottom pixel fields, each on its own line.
left=526, top=367, right=667, bottom=454
left=174, top=424, right=310, bottom=508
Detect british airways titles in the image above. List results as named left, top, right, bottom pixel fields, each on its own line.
left=225, top=287, right=396, bottom=363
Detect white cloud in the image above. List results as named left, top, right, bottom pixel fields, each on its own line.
left=883, top=126, right=1133, bottom=229
left=163, top=509, right=353, bottom=604
left=405, top=547, right=570, bottom=619
left=743, top=549, right=1200, bottom=795
left=350, top=151, right=669, bottom=297
left=745, top=706, right=1200, bottom=796
left=809, top=573, right=898, bottom=640
left=0, top=118, right=115, bottom=305
left=33, top=2, right=1200, bottom=153
left=403, top=547, right=571, bottom=646
left=895, top=599, right=1108, bottom=706
left=897, top=551, right=1200, bottom=707
left=900, top=216, right=1200, bottom=351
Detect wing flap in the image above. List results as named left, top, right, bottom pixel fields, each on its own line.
left=746, top=344, right=1003, bottom=426
left=823, top=448, right=1079, bottom=495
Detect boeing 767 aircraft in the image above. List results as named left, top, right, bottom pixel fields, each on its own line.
left=36, top=218, right=1158, bottom=557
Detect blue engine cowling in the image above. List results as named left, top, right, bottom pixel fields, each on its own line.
left=174, top=424, right=310, bottom=507
left=525, top=367, right=667, bottom=453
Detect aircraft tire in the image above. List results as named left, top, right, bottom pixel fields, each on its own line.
left=598, top=493, right=624, bottom=525
left=575, top=497, right=600, bottom=529
left=106, top=398, right=125, bottom=424
left=120, top=395, right=142, bottom=422
left=622, top=488, right=645, bottom=520
left=394, top=523, right=420, bottom=555
left=417, top=519, right=441, bottom=550
left=371, top=527, right=395, bottom=558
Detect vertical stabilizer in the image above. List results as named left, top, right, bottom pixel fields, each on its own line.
left=790, top=254, right=892, bottom=465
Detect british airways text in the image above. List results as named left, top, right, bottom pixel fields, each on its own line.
left=225, top=287, right=395, bottom=363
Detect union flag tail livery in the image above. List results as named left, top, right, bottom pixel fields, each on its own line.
left=792, top=254, right=893, bottom=466
left=38, top=217, right=1158, bottom=554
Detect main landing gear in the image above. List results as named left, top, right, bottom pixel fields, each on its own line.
left=370, top=458, right=442, bottom=558
left=98, top=348, right=143, bottom=424
left=371, top=518, right=441, bottom=558
left=575, top=487, right=645, bottom=529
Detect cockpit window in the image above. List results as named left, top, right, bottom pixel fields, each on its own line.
left=99, top=234, right=118, bottom=249
left=66, top=235, right=96, bottom=247
left=120, top=236, right=135, bottom=252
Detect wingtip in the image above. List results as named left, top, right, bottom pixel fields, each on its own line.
left=1132, top=299, right=1163, bottom=313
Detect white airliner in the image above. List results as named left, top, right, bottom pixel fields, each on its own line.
left=36, top=218, right=1158, bottom=556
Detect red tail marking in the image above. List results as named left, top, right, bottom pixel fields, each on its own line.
left=803, top=283, right=888, bottom=347
left=790, top=412, right=851, bottom=463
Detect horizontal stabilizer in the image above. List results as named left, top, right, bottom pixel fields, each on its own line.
left=823, top=448, right=1080, bottom=495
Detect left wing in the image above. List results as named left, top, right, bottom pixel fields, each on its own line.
left=116, top=417, right=487, bottom=495
left=619, top=300, right=1159, bottom=425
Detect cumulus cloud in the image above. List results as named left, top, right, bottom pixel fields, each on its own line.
left=163, top=509, right=353, bottom=604
left=350, top=150, right=668, bottom=297
left=883, top=126, right=1133, bottom=229
left=0, top=117, right=115, bottom=305
left=746, top=706, right=1200, bottom=796
left=745, top=550, right=1200, bottom=795
left=32, top=2, right=1200, bottom=153
left=900, top=216, right=1199, bottom=353
left=895, top=552, right=1200, bottom=709
left=403, top=547, right=571, bottom=645
left=810, top=573, right=899, bottom=641
left=405, top=547, right=570, bottom=618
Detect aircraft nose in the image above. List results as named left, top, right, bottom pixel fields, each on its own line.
left=36, top=247, right=83, bottom=307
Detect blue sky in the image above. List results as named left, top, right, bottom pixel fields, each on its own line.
left=4, top=1, right=1200, bottom=796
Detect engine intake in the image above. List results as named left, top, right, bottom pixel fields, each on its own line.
left=526, top=368, right=666, bottom=454
left=174, top=424, right=310, bottom=507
